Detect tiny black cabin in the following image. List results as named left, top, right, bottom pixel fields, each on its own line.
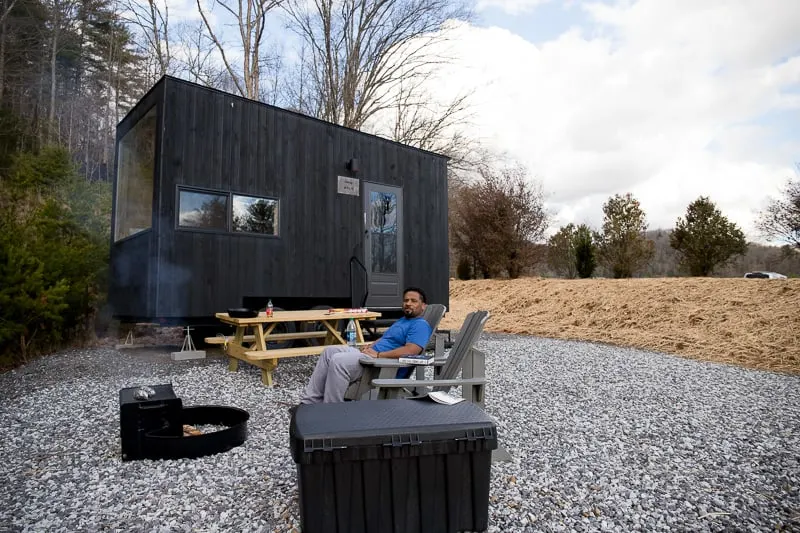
left=109, top=76, right=449, bottom=324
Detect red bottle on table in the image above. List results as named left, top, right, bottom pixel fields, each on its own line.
left=266, top=299, right=274, bottom=317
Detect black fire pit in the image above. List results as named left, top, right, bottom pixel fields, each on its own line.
left=119, top=384, right=249, bottom=461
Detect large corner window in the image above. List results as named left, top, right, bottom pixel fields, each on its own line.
left=114, top=107, right=157, bottom=241
left=178, top=189, right=229, bottom=230
left=233, top=194, right=279, bottom=235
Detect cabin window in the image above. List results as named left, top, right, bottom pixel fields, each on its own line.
left=114, top=107, right=156, bottom=241
left=178, top=189, right=229, bottom=230
left=232, top=194, right=279, bottom=235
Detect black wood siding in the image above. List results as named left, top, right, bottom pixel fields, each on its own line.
left=112, top=76, right=448, bottom=320
left=108, top=79, right=164, bottom=319
left=109, top=231, right=152, bottom=317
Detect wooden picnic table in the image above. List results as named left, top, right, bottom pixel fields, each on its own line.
left=207, top=309, right=381, bottom=386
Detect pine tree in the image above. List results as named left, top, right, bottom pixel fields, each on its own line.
left=547, top=224, right=577, bottom=278
left=595, top=193, right=654, bottom=278
left=574, top=224, right=596, bottom=278
left=670, top=196, right=747, bottom=276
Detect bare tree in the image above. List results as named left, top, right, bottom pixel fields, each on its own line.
left=388, top=76, right=476, bottom=169
left=196, top=0, right=283, bottom=100
left=119, top=0, right=171, bottom=81
left=44, top=0, right=80, bottom=142
left=173, top=20, right=221, bottom=85
left=0, top=0, right=15, bottom=24
left=0, top=0, right=18, bottom=99
left=451, top=161, right=549, bottom=278
left=284, top=0, right=470, bottom=130
left=757, top=168, right=800, bottom=249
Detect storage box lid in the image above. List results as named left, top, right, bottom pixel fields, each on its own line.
left=290, top=399, right=497, bottom=463
left=119, top=383, right=177, bottom=406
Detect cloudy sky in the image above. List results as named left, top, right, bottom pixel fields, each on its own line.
left=438, top=0, right=800, bottom=240
left=166, top=0, right=798, bottom=242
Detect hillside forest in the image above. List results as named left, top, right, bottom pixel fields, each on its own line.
left=0, top=0, right=798, bottom=368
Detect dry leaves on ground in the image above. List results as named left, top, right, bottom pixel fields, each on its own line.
left=442, top=278, right=800, bottom=374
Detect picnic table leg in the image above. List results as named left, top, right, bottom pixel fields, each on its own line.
left=320, top=319, right=346, bottom=345
left=254, top=324, right=279, bottom=387
left=260, top=360, right=277, bottom=387
left=354, top=319, right=366, bottom=343
left=228, top=326, right=246, bottom=372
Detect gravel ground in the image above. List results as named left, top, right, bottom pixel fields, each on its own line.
left=1, top=334, right=798, bottom=533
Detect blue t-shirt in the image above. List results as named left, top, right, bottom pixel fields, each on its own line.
left=372, top=316, right=431, bottom=353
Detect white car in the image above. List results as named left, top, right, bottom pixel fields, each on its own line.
left=743, top=271, right=788, bottom=279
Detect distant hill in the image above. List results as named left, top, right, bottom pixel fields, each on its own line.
left=449, top=229, right=800, bottom=279
left=643, top=229, right=800, bottom=278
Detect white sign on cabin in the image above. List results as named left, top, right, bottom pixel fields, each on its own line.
left=337, top=176, right=360, bottom=196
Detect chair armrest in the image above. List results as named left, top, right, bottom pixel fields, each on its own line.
left=359, top=359, right=414, bottom=368
left=371, top=377, right=486, bottom=388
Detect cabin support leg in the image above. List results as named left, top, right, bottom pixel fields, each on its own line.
left=171, top=326, right=206, bottom=361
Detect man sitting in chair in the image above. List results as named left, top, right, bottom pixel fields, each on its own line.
left=299, top=287, right=431, bottom=404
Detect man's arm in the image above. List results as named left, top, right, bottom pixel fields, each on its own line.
left=367, top=319, right=431, bottom=359
left=373, top=342, right=425, bottom=359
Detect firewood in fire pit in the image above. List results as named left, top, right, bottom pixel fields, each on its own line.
left=183, top=424, right=203, bottom=436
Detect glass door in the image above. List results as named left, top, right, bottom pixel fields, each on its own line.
left=363, top=183, right=403, bottom=309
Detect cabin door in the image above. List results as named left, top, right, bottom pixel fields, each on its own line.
left=363, top=183, right=403, bottom=309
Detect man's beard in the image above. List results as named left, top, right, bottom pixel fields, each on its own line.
left=403, top=308, right=413, bottom=317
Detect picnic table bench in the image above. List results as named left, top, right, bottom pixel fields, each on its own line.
left=207, top=309, right=381, bottom=386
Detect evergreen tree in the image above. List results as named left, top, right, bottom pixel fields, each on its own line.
left=595, top=193, right=654, bottom=278
left=670, top=196, right=747, bottom=276
left=0, top=146, right=109, bottom=365
left=574, top=224, right=596, bottom=278
left=547, top=224, right=577, bottom=278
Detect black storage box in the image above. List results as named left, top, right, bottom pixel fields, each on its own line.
left=119, top=383, right=182, bottom=461
left=289, top=399, right=498, bottom=533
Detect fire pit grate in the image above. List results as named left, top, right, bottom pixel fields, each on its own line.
left=119, top=384, right=249, bottom=461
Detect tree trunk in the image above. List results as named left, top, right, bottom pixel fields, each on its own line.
left=0, top=17, right=6, bottom=101
left=49, top=22, right=59, bottom=143
left=67, top=101, right=73, bottom=150
left=108, top=24, right=121, bottom=172
left=37, top=60, right=46, bottom=145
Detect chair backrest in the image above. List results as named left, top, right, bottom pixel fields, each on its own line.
left=395, top=303, right=447, bottom=380
left=422, top=304, right=446, bottom=342
left=434, top=310, right=489, bottom=387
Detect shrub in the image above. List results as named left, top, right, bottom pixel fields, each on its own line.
left=456, top=256, right=473, bottom=280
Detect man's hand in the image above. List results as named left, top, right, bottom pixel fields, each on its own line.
left=360, top=344, right=378, bottom=357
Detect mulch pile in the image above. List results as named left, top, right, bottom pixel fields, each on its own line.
left=442, top=277, right=800, bottom=374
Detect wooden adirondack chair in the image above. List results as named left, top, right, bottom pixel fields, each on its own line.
left=343, top=303, right=447, bottom=401
left=350, top=310, right=489, bottom=406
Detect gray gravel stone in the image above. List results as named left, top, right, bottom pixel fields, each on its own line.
left=1, top=335, right=798, bottom=532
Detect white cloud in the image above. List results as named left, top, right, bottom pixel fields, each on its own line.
left=429, top=0, right=800, bottom=240
left=475, top=0, right=552, bottom=15
left=165, top=0, right=205, bottom=22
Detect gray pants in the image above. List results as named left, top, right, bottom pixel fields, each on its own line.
left=300, top=346, right=371, bottom=403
